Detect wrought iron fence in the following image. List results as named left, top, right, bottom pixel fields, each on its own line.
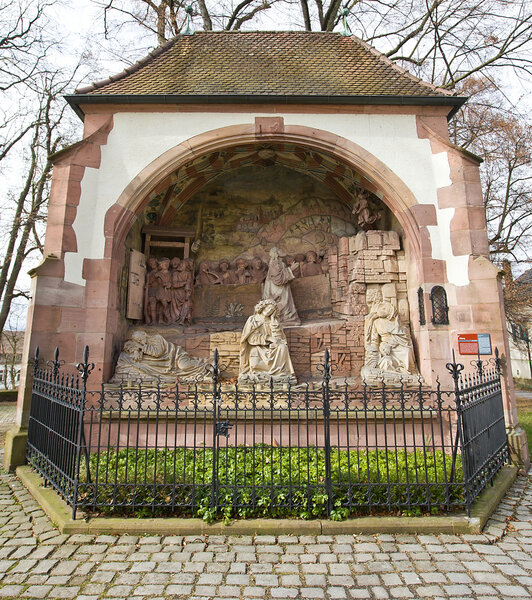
left=26, top=346, right=509, bottom=521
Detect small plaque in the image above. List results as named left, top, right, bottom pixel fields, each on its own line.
left=457, top=333, right=492, bottom=355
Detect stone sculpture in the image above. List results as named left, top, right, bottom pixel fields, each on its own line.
left=219, top=259, right=238, bottom=285
left=249, top=256, right=267, bottom=284
left=352, top=188, right=381, bottom=231
left=142, top=256, right=195, bottom=325
left=235, top=258, right=252, bottom=284
left=170, top=258, right=186, bottom=322
left=301, top=251, right=323, bottom=277
left=196, top=261, right=221, bottom=286
left=180, top=258, right=194, bottom=325
left=154, top=257, right=172, bottom=324
left=171, top=259, right=194, bottom=325
left=110, top=330, right=213, bottom=385
left=263, top=247, right=301, bottom=326
left=238, top=299, right=296, bottom=384
left=292, top=253, right=306, bottom=278
left=361, top=300, right=416, bottom=384
left=144, top=256, right=160, bottom=325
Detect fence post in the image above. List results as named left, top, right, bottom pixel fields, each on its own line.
left=72, top=345, right=94, bottom=520
left=211, top=349, right=219, bottom=515
left=445, top=350, right=469, bottom=510
left=322, top=349, right=333, bottom=518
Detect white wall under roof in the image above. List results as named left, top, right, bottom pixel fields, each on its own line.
left=65, top=111, right=469, bottom=287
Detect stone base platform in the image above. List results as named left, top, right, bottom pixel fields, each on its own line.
left=126, top=316, right=365, bottom=380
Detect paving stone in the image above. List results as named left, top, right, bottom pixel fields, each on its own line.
left=254, top=573, right=278, bottom=586
left=0, top=584, right=24, bottom=596
left=494, top=584, right=530, bottom=596
left=49, top=585, right=81, bottom=598
left=166, top=584, right=194, bottom=595
left=243, top=586, right=265, bottom=597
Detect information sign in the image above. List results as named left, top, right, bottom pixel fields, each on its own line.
left=457, top=333, right=492, bottom=355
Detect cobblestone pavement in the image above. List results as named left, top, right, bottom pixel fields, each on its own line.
left=0, top=404, right=16, bottom=425
left=0, top=469, right=529, bottom=600
left=0, top=400, right=531, bottom=600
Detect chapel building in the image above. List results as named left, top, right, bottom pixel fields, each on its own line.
left=6, top=31, right=528, bottom=468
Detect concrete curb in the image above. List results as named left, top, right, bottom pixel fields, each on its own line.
left=17, top=464, right=517, bottom=535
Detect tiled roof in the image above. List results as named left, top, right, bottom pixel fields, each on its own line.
left=516, top=268, right=532, bottom=284
left=75, top=31, right=456, bottom=100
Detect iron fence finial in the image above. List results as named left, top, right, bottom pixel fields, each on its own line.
left=33, top=346, right=40, bottom=376
left=76, top=345, right=94, bottom=382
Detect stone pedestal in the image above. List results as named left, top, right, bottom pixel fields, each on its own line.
left=506, top=426, right=531, bottom=471
left=4, top=427, right=28, bottom=472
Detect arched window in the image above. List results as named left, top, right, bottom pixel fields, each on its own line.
left=430, top=286, right=449, bottom=325
left=417, top=287, right=426, bottom=325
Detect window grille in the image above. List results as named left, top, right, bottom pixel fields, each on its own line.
left=418, top=288, right=426, bottom=325
left=430, top=286, right=449, bottom=325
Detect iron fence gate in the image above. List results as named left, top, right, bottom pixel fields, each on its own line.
left=26, top=346, right=509, bottom=520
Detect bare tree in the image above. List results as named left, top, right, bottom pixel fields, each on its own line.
left=448, top=79, right=532, bottom=263
left=97, top=0, right=278, bottom=44
left=0, top=73, right=76, bottom=336
left=304, top=1, right=532, bottom=89
left=0, top=1, right=80, bottom=336
left=0, top=327, right=23, bottom=390
left=0, top=0, right=54, bottom=92
left=502, top=262, right=532, bottom=360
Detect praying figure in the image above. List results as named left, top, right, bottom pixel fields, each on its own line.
left=239, top=299, right=296, bottom=385
left=263, top=247, right=301, bottom=326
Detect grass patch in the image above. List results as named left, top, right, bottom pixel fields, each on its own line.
left=73, top=446, right=464, bottom=522
left=514, top=377, right=532, bottom=391
left=514, top=384, right=532, bottom=450
left=517, top=410, right=532, bottom=450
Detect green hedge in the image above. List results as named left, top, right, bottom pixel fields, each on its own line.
left=76, top=446, right=464, bottom=522
left=0, top=389, right=17, bottom=402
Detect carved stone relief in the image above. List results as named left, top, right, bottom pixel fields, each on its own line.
left=110, top=330, right=213, bottom=386
left=361, top=296, right=419, bottom=386
left=144, top=257, right=194, bottom=325
left=263, top=247, right=301, bottom=326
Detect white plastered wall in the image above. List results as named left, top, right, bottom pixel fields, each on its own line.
left=66, top=111, right=467, bottom=287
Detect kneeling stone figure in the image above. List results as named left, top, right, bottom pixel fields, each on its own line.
left=239, top=299, right=297, bottom=385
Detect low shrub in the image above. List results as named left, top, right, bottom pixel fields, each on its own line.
left=75, top=446, right=464, bottom=522
left=0, top=389, right=17, bottom=402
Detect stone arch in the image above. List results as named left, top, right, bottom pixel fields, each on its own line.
left=104, top=123, right=427, bottom=270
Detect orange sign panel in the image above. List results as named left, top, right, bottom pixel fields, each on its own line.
left=457, top=333, right=492, bottom=355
